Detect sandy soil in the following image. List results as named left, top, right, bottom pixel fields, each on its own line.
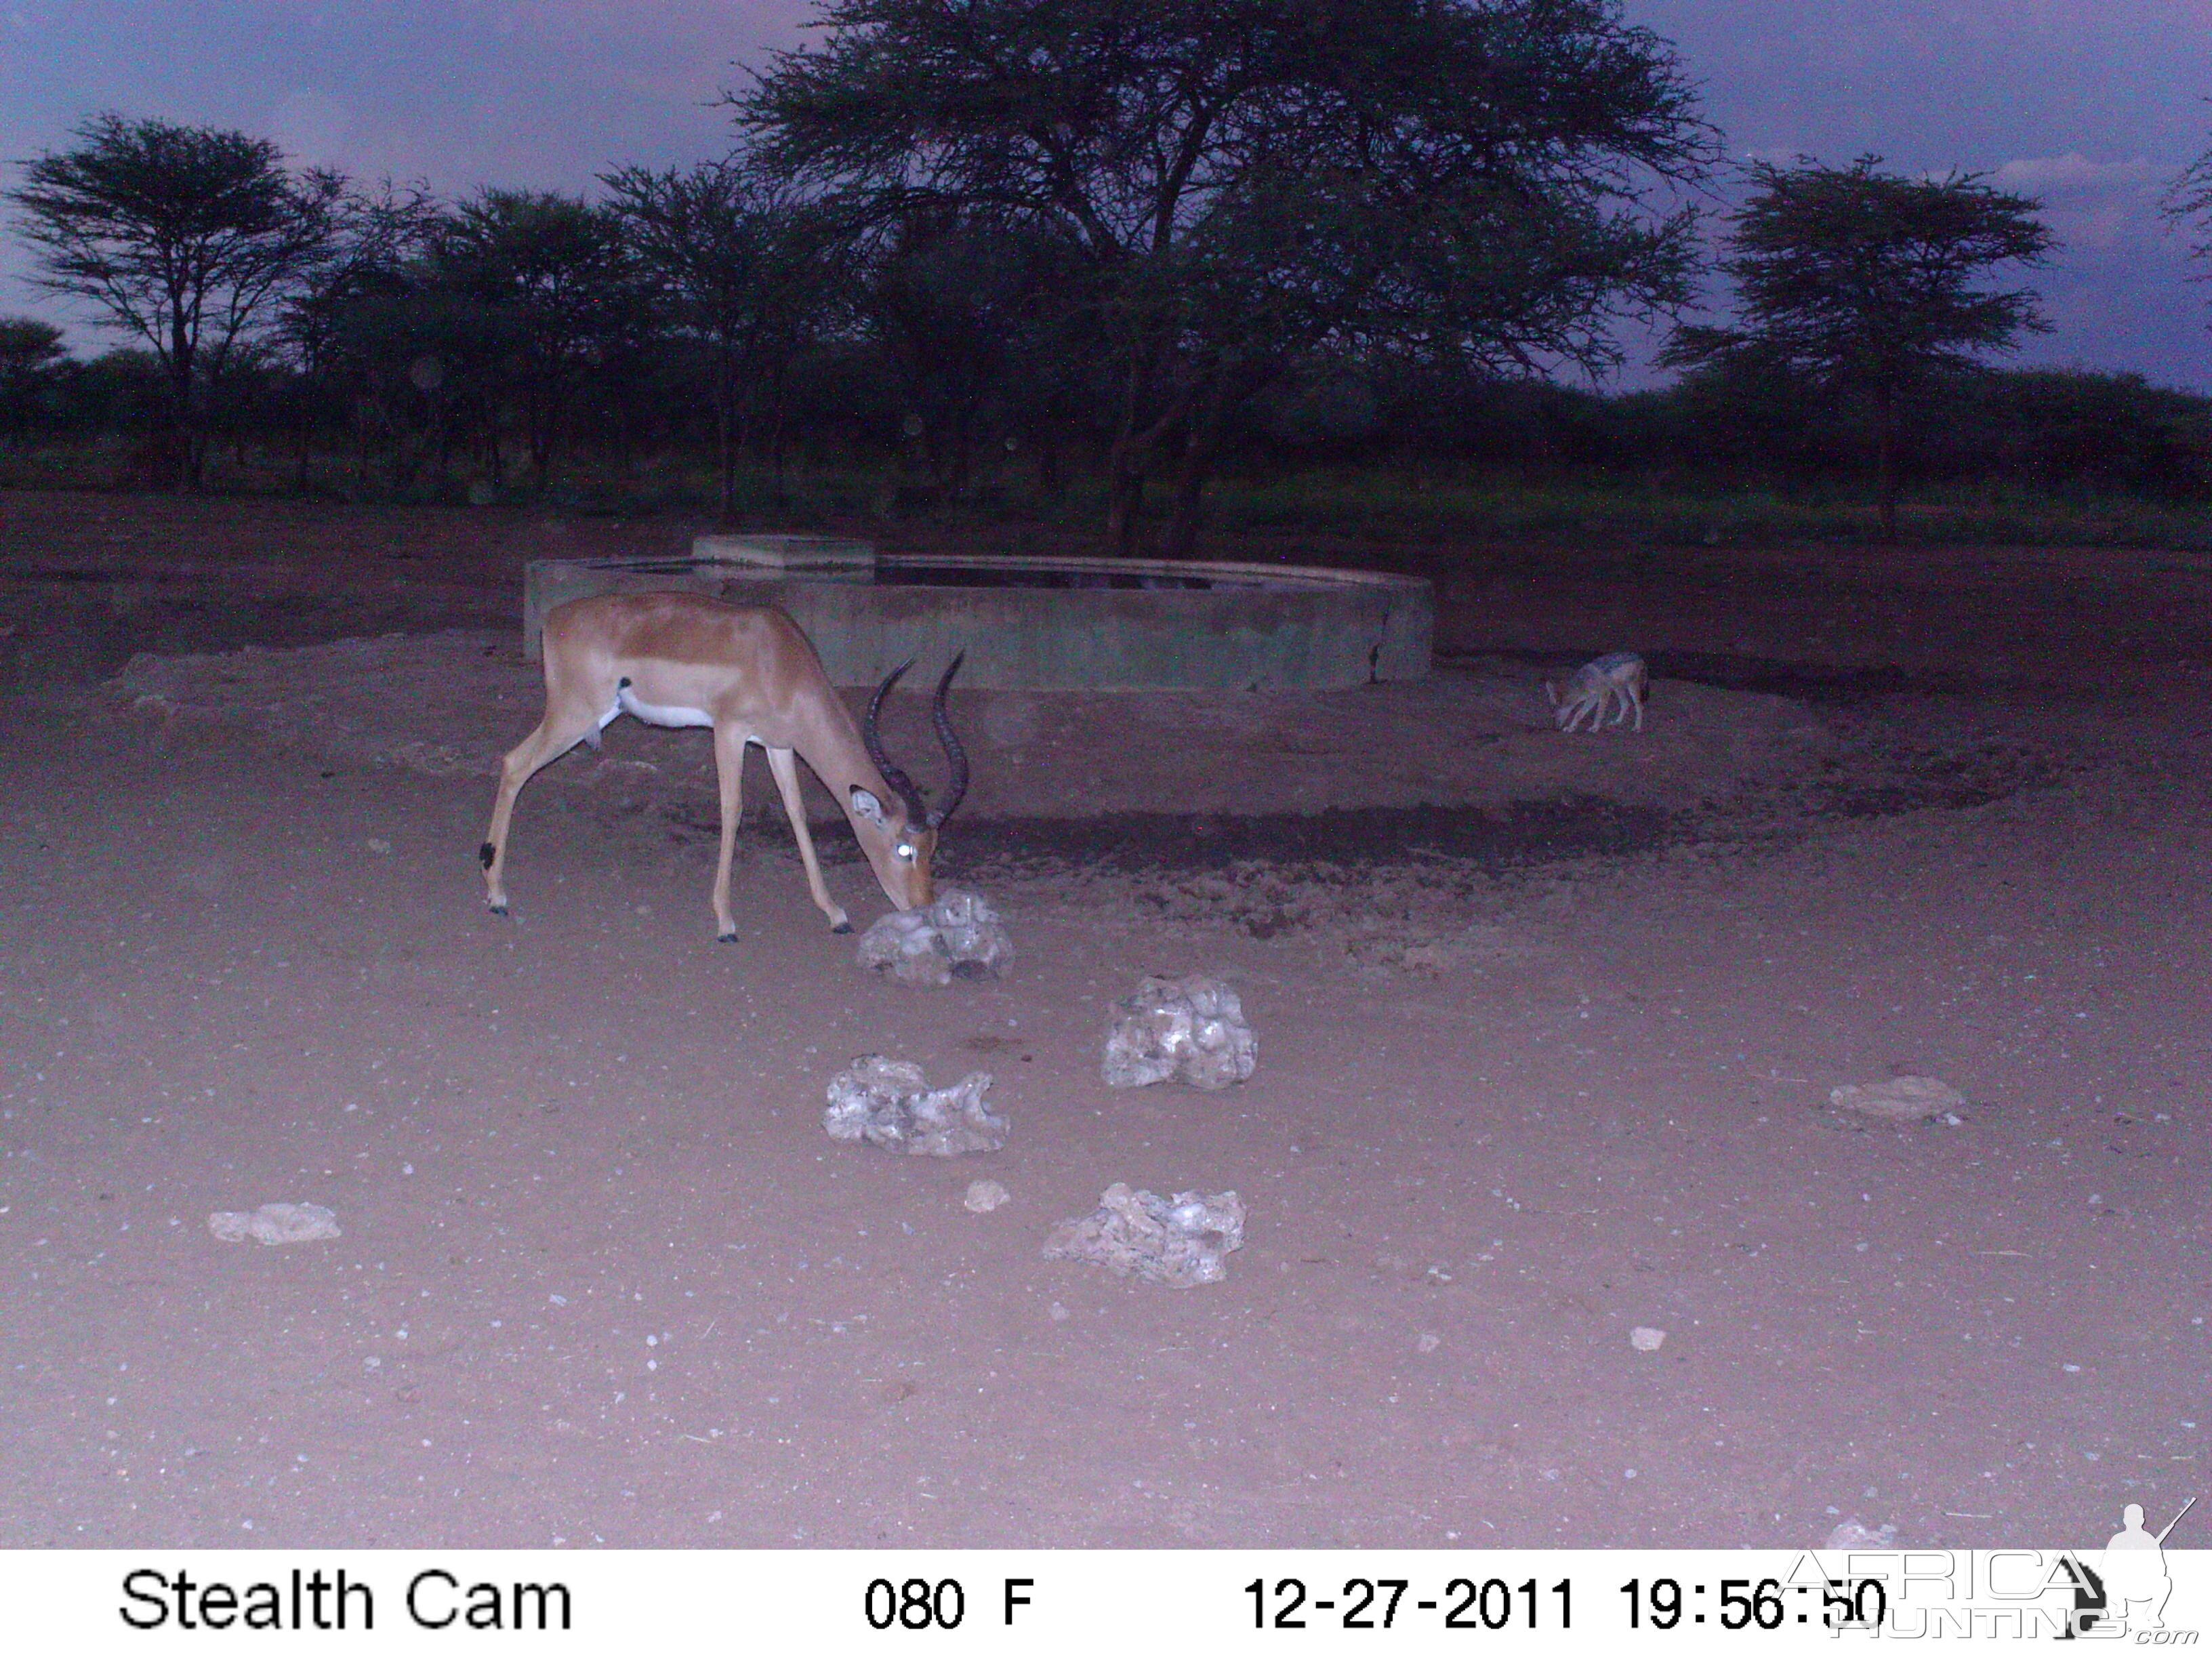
left=0, top=489, right=2206, bottom=1550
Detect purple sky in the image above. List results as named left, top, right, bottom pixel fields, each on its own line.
left=4, top=0, right=2209, bottom=390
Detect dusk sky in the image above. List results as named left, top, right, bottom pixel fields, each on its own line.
left=3, top=0, right=2209, bottom=391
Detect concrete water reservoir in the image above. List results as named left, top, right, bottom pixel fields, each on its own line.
left=522, top=537, right=1432, bottom=691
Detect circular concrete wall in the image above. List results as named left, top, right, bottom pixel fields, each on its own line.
left=521, top=543, right=1432, bottom=691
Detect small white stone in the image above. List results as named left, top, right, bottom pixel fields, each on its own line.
left=1824, top=1517, right=1900, bottom=1549
left=206, top=1202, right=340, bottom=1245
left=963, top=1180, right=1010, bottom=1214
left=1829, top=1076, right=1966, bottom=1121
left=1629, top=1326, right=1667, bottom=1351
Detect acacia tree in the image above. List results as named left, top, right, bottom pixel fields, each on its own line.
left=0, top=317, right=70, bottom=438
left=2163, top=137, right=2212, bottom=311
left=1663, top=155, right=2054, bottom=541
left=274, top=182, right=441, bottom=489
left=603, top=162, right=838, bottom=518
left=733, top=0, right=1712, bottom=554
left=863, top=213, right=1093, bottom=503
left=431, top=189, right=648, bottom=483
left=6, top=113, right=345, bottom=485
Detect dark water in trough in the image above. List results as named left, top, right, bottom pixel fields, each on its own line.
left=875, top=560, right=1244, bottom=591
left=584, top=556, right=1269, bottom=591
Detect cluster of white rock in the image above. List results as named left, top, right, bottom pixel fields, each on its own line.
left=855, top=887, right=1013, bottom=986
left=1042, top=1183, right=1246, bottom=1288
left=1101, top=972, right=1257, bottom=1091
left=823, top=1056, right=1008, bottom=1156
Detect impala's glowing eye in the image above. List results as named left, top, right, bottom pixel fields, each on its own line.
left=895, top=842, right=916, bottom=861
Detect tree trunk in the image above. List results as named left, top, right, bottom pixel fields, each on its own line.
left=167, top=314, right=198, bottom=492
left=714, top=333, right=737, bottom=528
left=1103, top=453, right=1146, bottom=554
left=1030, top=428, right=1064, bottom=499
left=1875, top=379, right=1899, bottom=544
left=1103, top=352, right=1153, bottom=553
left=766, top=369, right=790, bottom=506
left=291, top=390, right=313, bottom=495
left=944, top=413, right=973, bottom=504
left=1162, top=375, right=1229, bottom=560
left=1162, top=452, right=1213, bottom=559
left=530, top=407, right=554, bottom=486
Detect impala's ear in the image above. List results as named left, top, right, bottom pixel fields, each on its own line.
left=849, top=785, right=888, bottom=827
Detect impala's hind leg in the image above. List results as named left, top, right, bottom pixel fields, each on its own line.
left=480, top=703, right=604, bottom=916
left=765, top=745, right=851, bottom=933
left=709, top=725, right=747, bottom=942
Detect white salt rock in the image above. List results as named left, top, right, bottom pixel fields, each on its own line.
left=1043, top=1183, right=1245, bottom=1288
left=1829, top=1076, right=1966, bottom=1121
left=856, top=887, right=1012, bottom=986
left=1103, top=973, right=1257, bottom=1090
left=207, top=1202, right=341, bottom=1245
left=1822, top=1516, right=1900, bottom=1549
left=823, top=1056, right=1006, bottom=1155
left=963, top=1180, right=1010, bottom=1213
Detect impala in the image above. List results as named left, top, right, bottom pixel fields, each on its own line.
left=480, top=591, right=967, bottom=939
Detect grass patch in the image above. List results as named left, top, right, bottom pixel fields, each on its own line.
left=4, top=440, right=2204, bottom=552
left=1196, top=469, right=2212, bottom=550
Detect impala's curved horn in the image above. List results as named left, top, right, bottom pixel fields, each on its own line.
left=927, top=651, right=968, bottom=827
left=862, top=657, right=931, bottom=825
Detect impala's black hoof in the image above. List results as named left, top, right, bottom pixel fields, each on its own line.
left=489, top=903, right=508, bottom=917
left=718, top=930, right=737, bottom=944
left=832, top=920, right=854, bottom=935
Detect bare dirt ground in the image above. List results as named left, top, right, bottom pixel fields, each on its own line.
left=1, top=489, right=2206, bottom=1550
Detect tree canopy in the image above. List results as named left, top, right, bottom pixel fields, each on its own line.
left=0, top=316, right=70, bottom=436
left=733, top=0, right=1714, bottom=550
left=2162, top=138, right=2212, bottom=300
left=1663, top=155, right=2053, bottom=538
left=6, top=112, right=345, bottom=481
left=430, top=189, right=649, bottom=480
left=604, top=162, right=842, bottom=518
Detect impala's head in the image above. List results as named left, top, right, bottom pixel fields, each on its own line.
left=850, top=653, right=968, bottom=912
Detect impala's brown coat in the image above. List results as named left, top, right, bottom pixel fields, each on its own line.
left=480, top=591, right=945, bottom=937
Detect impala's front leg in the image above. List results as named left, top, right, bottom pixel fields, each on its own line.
left=710, top=724, right=747, bottom=942
left=765, top=745, right=851, bottom=933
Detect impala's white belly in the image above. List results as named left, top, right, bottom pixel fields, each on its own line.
left=609, top=681, right=713, bottom=730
